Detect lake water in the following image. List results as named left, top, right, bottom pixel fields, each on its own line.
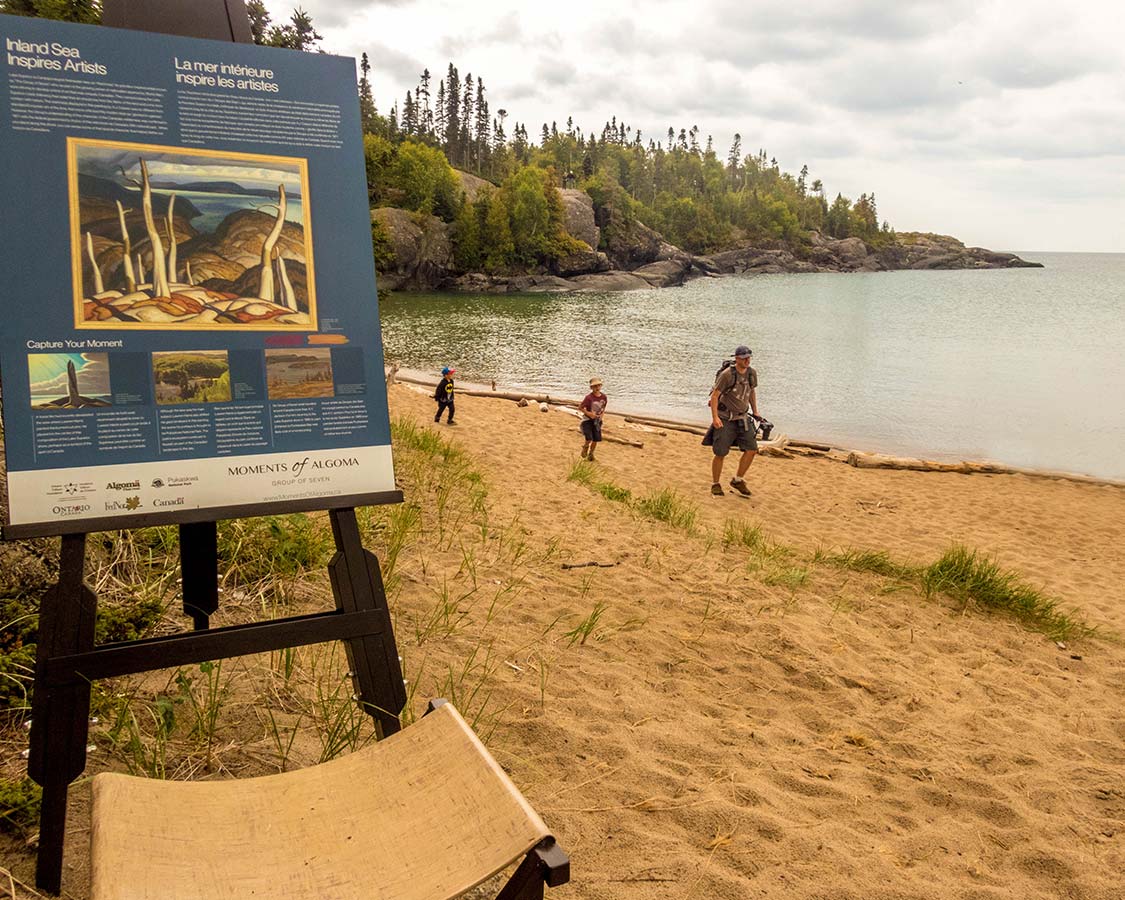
left=150, top=189, right=304, bottom=233
left=378, top=252, right=1125, bottom=480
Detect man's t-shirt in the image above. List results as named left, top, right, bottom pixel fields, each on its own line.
left=712, top=366, right=757, bottom=420
left=581, top=392, right=607, bottom=416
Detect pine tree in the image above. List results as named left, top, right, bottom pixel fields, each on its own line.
left=358, top=53, right=377, bottom=134
left=3, top=0, right=100, bottom=22
left=435, top=81, right=447, bottom=143
left=474, top=77, right=489, bottom=172
left=460, top=73, right=474, bottom=167
left=419, top=69, right=433, bottom=139
left=444, top=64, right=460, bottom=160
left=402, top=91, right=417, bottom=136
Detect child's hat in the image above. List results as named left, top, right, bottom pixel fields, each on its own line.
left=442, top=366, right=455, bottom=375
left=589, top=376, right=603, bottom=387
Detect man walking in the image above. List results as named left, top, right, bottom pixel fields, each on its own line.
left=706, top=345, right=760, bottom=496
left=434, top=366, right=456, bottom=425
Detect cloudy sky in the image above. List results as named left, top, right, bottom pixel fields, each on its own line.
left=294, top=0, right=1122, bottom=252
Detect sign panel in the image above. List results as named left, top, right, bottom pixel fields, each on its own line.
left=0, top=14, right=396, bottom=537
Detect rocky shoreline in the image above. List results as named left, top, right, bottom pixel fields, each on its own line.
left=374, top=186, right=1042, bottom=294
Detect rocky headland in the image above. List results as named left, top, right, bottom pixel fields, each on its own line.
left=374, top=174, right=1042, bottom=294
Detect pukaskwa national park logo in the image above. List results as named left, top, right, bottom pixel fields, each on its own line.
left=69, top=138, right=316, bottom=330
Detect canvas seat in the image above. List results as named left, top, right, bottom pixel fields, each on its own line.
left=90, top=702, right=567, bottom=899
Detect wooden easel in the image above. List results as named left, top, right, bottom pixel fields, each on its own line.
left=23, top=2, right=406, bottom=893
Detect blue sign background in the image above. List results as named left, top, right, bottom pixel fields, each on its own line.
left=0, top=13, right=392, bottom=532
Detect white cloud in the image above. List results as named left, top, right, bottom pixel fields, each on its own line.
left=292, top=0, right=1125, bottom=250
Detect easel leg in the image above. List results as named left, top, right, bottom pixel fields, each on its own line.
left=29, top=534, right=97, bottom=894
left=180, top=521, right=219, bottom=630
left=328, top=508, right=407, bottom=738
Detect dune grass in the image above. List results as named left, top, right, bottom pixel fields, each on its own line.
left=569, top=461, right=695, bottom=531
left=921, top=545, right=1093, bottom=641
left=814, top=547, right=920, bottom=581
left=633, top=488, right=698, bottom=532
left=810, top=543, right=1094, bottom=640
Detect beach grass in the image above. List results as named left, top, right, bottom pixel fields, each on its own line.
left=921, top=545, right=1094, bottom=641
left=633, top=488, right=699, bottom=532
left=815, top=547, right=920, bottom=581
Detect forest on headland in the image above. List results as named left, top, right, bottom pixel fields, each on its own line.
left=6, top=2, right=1035, bottom=284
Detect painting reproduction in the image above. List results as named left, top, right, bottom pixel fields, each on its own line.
left=28, top=353, right=111, bottom=409
left=69, top=139, right=316, bottom=330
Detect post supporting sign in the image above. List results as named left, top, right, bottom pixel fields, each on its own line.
left=0, top=2, right=407, bottom=892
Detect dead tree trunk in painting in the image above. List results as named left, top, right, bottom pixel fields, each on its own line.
left=138, top=158, right=170, bottom=298
left=277, top=250, right=297, bottom=310
left=165, top=193, right=178, bottom=285
left=85, top=232, right=104, bottom=294
left=115, top=200, right=136, bottom=292
left=257, top=184, right=286, bottom=304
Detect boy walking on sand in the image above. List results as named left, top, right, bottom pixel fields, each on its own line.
left=704, top=345, right=760, bottom=496
left=580, top=377, right=607, bottom=461
left=434, top=366, right=456, bottom=424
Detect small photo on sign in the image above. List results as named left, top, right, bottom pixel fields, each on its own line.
left=69, top=138, right=316, bottom=331
left=28, top=353, right=112, bottom=409
left=265, top=348, right=334, bottom=399
left=152, top=350, right=231, bottom=405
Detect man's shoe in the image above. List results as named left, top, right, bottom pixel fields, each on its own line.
left=729, top=478, right=752, bottom=497
left=711, top=483, right=725, bottom=497
left=447, top=420, right=456, bottom=426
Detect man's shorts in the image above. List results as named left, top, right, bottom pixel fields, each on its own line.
left=580, top=418, right=602, bottom=442
left=709, top=418, right=757, bottom=457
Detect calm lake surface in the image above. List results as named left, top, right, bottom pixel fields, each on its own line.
left=379, top=252, right=1125, bottom=480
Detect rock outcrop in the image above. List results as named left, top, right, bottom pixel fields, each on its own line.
left=372, top=207, right=453, bottom=290
left=559, top=189, right=600, bottom=249
left=874, top=232, right=1042, bottom=270
left=372, top=188, right=1042, bottom=294
left=453, top=169, right=493, bottom=204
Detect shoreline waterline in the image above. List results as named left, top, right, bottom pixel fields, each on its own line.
left=387, top=366, right=1125, bottom=491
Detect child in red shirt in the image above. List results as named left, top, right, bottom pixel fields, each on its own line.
left=579, top=377, right=607, bottom=461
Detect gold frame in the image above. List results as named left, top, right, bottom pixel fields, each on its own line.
left=68, top=137, right=317, bottom=331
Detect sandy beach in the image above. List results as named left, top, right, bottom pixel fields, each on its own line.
left=386, top=382, right=1125, bottom=898
left=3, top=382, right=1123, bottom=899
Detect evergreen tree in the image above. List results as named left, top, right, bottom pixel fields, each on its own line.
left=460, top=72, right=474, bottom=167
left=444, top=64, right=460, bottom=158
left=246, top=0, right=271, bottom=43
left=419, top=69, right=433, bottom=139
left=435, top=81, right=447, bottom=145
left=2, top=0, right=100, bottom=22
left=402, top=91, right=417, bottom=137
left=474, top=77, right=490, bottom=171
left=358, top=53, right=377, bottom=134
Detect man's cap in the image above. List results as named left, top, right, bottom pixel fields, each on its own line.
left=734, top=345, right=753, bottom=358
left=589, top=376, right=603, bottom=387
left=442, top=366, right=455, bottom=375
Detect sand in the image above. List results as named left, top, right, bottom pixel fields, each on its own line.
left=3, top=383, right=1123, bottom=899
left=387, top=384, right=1125, bottom=899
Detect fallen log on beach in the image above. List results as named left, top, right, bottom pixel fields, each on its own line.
left=623, top=416, right=707, bottom=436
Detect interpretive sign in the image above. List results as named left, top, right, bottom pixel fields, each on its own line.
left=0, top=14, right=395, bottom=537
